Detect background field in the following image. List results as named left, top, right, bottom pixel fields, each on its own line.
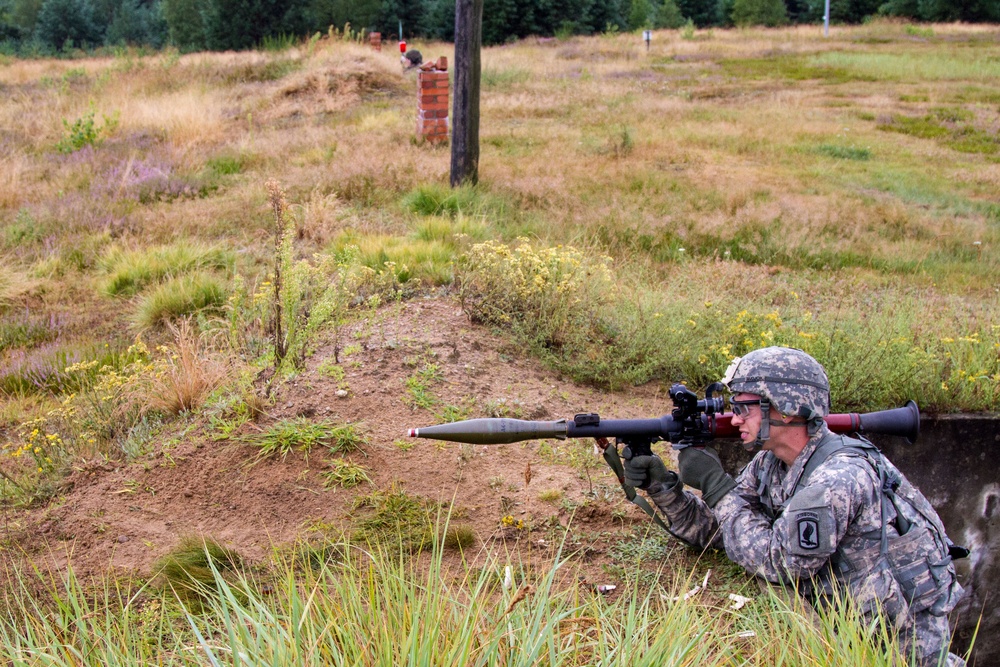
left=0, top=21, right=996, bottom=665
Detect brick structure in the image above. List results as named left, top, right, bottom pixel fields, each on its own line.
left=416, top=58, right=449, bottom=143
left=369, top=32, right=381, bottom=51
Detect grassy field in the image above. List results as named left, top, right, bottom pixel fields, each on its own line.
left=1, top=22, right=997, bottom=416
left=0, top=21, right=996, bottom=663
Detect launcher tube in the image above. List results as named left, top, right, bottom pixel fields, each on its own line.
left=409, top=404, right=919, bottom=446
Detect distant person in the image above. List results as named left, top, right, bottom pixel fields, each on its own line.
left=401, top=50, right=422, bottom=69
left=623, top=346, right=967, bottom=666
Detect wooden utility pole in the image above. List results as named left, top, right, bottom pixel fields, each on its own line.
left=450, top=0, right=483, bottom=186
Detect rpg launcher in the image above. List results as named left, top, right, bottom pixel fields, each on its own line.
left=407, top=382, right=921, bottom=458
left=408, top=382, right=920, bottom=535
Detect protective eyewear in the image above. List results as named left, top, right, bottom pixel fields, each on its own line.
left=730, top=399, right=761, bottom=418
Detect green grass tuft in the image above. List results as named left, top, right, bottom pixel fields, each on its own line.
left=816, top=143, right=871, bottom=161
left=134, top=272, right=228, bottom=327
left=441, top=524, right=476, bottom=550
left=204, top=154, right=247, bottom=176
left=810, top=51, right=1000, bottom=82
left=402, top=183, right=512, bottom=220
left=152, top=535, right=246, bottom=608
left=100, top=243, right=234, bottom=297
left=249, top=418, right=367, bottom=462
left=322, top=458, right=372, bottom=488
left=481, top=65, right=530, bottom=90
left=351, top=487, right=441, bottom=553
left=720, top=56, right=860, bottom=83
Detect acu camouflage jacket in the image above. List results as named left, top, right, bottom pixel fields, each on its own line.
left=647, top=425, right=963, bottom=622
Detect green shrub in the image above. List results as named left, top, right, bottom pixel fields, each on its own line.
left=134, top=272, right=228, bottom=327
left=55, top=105, right=119, bottom=153
left=0, top=341, right=117, bottom=395
left=3, top=209, right=45, bottom=248
left=0, top=310, right=60, bottom=352
left=205, top=154, right=246, bottom=176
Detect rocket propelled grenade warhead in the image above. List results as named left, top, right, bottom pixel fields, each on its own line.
left=407, top=418, right=569, bottom=445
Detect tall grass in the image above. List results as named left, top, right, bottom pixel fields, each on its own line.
left=0, top=536, right=926, bottom=666
left=810, top=52, right=1000, bottom=82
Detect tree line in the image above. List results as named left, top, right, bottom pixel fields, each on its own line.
left=0, top=0, right=996, bottom=55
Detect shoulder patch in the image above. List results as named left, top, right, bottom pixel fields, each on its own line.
left=784, top=484, right=836, bottom=557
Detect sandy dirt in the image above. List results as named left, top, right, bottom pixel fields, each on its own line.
left=6, top=296, right=689, bottom=583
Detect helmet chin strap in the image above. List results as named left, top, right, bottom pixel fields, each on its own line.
left=741, top=399, right=808, bottom=452
left=743, top=398, right=771, bottom=452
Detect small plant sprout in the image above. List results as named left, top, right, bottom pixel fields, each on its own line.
left=322, top=458, right=372, bottom=488
left=538, top=489, right=564, bottom=503
left=393, top=438, right=414, bottom=452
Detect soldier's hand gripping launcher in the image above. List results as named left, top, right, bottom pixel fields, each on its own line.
left=407, top=382, right=921, bottom=457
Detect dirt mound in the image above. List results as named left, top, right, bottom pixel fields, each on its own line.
left=267, top=62, right=408, bottom=119
left=10, top=297, right=674, bottom=579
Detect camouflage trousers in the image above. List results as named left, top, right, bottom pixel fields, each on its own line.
left=760, top=579, right=964, bottom=666
left=899, top=611, right=965, bottom=667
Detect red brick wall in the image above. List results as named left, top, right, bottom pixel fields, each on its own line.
left=417, top=70, right=449, bottom=143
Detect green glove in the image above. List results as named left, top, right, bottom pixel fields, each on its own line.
left=622, top=447, right=677, bottom=491
left=677, top=447, right=736, bottom=508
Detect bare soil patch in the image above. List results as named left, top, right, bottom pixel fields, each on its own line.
left=6, top=297, right=677, bottom=582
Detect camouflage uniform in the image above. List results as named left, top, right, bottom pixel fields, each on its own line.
left=648, top=427, right=964, bottom=665
left=645, top=347, right=965, bottom=666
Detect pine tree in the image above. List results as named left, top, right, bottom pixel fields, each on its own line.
left=201, top=0, right=307, bottom=50
left=802, top=0, right=879, bottom=22
left=0, top=0, right=23, bottom=40
left=106, top=0, right=145, bottom=44
left=377, top=0, right=429, bottom=40
left=161, top=0, right=202, bottom=49
left=589, top=0, right=624, bottom=32
left=482, top=0, right=515, bottom=44
left=34, top=0, right=101, bottom=49
left=730, top=0, right=786, bottom=25
left=426, top=0, right=455, bottom=39
left=674, top=0, right=717, bottom=25
left=9, top=0, right=43, bottom=36
left=627, top=0, right=651, bottom=28
left=653, top=0, right=683, bottom=27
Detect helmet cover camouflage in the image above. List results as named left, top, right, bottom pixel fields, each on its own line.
left=722, top=347, right=831, bottom=421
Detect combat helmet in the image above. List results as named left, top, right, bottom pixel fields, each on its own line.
left=721, top=346, right=830, bottom=450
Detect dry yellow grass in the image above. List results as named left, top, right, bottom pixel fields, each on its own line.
left=146, top=319, right=229, bottom=414
left=0, top=151, right=27, bottom=210
left=119, top=89, right=232, bottom=148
